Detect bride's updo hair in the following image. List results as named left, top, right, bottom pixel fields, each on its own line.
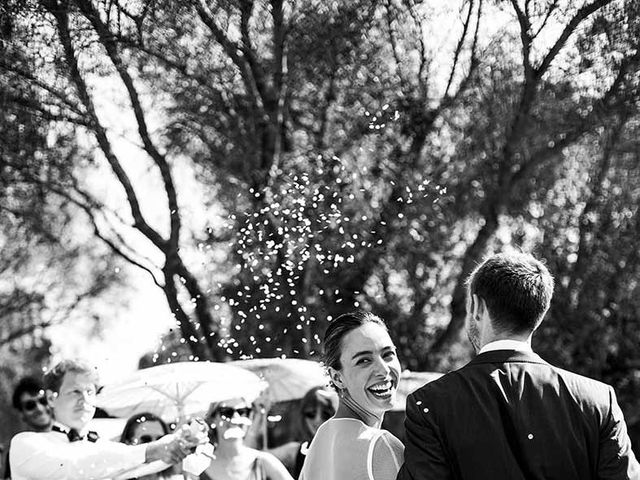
left=323, top=311, right=388, bottom=373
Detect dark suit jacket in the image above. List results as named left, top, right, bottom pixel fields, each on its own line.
left=397, top=350, right=640, bottom=480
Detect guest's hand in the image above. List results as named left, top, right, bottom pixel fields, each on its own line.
left=177, top=417, right=210, bottom=450
left=144, top=433, right=193, bottom=465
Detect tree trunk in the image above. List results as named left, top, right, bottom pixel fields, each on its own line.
left=426, top=209, right=500, bottom=369
left=161, top=266, right=212, bottom=361
left=173, top=256, right=224, bottom=360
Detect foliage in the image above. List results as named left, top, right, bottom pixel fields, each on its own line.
left=2, top=0, right=640, bottom=444
left=0, top=3, right=125, bottom=444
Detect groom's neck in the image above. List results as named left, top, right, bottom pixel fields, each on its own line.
left=479, top=330, right=533, bottom=350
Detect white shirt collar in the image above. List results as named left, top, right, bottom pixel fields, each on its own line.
left=479, top=339, right=533, bottom=355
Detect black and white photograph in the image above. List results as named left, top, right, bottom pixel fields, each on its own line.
left=1, top=0, right=639, bottom=478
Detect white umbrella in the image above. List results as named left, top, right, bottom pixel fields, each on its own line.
left=229, top=357, right=328, bottom=403
left=229, top=357, right=329, bottom=449
left=96, top=361, right=267, bottom=423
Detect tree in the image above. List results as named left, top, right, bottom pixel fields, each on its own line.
left=535, top=112, right=640, bottom=432
left=1, top=4, right=119, bottom=342
left=3, top=1, right=639, bottom=384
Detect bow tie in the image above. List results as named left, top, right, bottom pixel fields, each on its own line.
left=52, top=425, right=99, bottom=443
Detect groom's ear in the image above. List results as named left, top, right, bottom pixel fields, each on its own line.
left=472, top=294, right=487, bottom=320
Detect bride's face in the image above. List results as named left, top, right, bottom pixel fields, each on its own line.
left=333, top=323, right=401, bottom=416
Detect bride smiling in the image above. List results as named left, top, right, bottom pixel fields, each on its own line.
left=299, top=311, right=404, bottom=480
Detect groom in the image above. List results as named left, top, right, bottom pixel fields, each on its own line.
left=397, top=252, right=640, bottom=479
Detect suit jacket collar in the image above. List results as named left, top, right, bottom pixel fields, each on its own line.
left=469, top=349, right=548, bottom=366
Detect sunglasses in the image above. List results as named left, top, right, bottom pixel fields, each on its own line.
left=137, top=434, right=163, bottom=444
left=21, top=396, right=48, bottom=412
left=217, top=407, right=252, bottom=419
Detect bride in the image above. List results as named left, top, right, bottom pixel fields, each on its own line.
left=299, top=311, right=404, bottom=480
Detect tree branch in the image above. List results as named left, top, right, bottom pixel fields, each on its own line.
left=442, top=0, right=483, bottom=108
left=41, top=0, right=167, bottom=250
left=272, top=0, right=287, bottom=96
left=535, top=0, right=614, bottom=78
left=74, top=0, right=182, bottom=250
left=114, top=32, right=238, bottom=112
left=510, top=0, right=534, bottom=81
left=531, top=0, right=559, bottom=39
left=510, top=48, right=640, bottom=185
left=0, top=59, right=88, bottom=118
left=402, top=0, right=428, bottom=92
left=444, top=0, right=475, bottom=99
left=161, top=266, right=212, bottom=361
left=44, top=180, right=165, bottom=288
left=195, top=0, right=264, bottom=114
left=238, top=0, right=275, bottom=115
left=385, top=0, right=409, bottom=95
left=0, top=320, right=55, bottom=346
left=2, top=93, right=91, bottom=128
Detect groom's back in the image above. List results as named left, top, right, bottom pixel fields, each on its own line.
left=404, top=349, right=639, bottom=480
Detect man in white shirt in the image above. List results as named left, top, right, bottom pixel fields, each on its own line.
left=398, top=251, right=640, bottom=480
left=10, top=359, right=202, bottom=480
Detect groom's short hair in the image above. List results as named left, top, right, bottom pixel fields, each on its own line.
left=468, top=252, right=554, bottom=334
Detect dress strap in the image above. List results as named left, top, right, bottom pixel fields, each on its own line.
left=366, top=429, right=385, bottom=480
left=367, top=430, right=402, bottom=480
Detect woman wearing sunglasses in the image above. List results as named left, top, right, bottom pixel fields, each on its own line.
left=120, top=412, right=182, bottom=480
left=299, top=311, right=404, bottom=480
left=197, top=398, right=293, bottom=480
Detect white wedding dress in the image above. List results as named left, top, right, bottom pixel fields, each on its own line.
left=299, top=418, right=404, bottom=480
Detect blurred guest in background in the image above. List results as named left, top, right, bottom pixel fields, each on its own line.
left=12, top=377, right=53, bottom=433
left=120, top=412, right=181, bottom=480
left=196, top=397, right=292, bottom=480
left=269, top=386, right=337, bottom=477
left=120, top=412, right=170, bottom=446
left=2, top=376, right=54, bottom=479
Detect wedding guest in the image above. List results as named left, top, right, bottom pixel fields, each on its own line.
left=299, top=311, right=404, bottom=480
left=269, top=386, right=337, bottom=477
left=121, top=412, right=170, bottom=446
left=196, top=397, right=293, bottom=480
left=398, top=251, right=640, bottom=480
left=12, top=377, right=53, bottom=433
left=120, top=412, right=181, bottom=480
left=9, top=359, right=204, bottom=480
left=2, top=376, right=54, bottom=479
